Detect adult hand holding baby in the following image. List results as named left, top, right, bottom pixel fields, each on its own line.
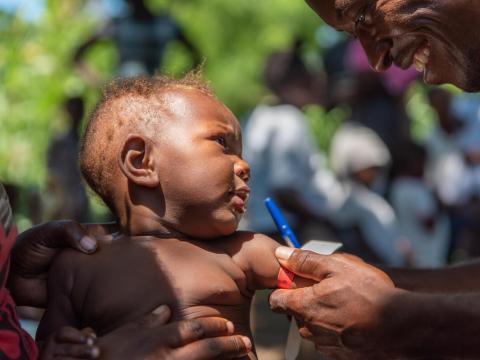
left=270, top=247, right=401, bottom=358
left=8, top=220, right=102, bottom=307
left=98, top=305, right=251, bottom=359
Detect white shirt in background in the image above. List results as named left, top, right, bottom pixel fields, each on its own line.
left=390, top=177, right=450, bottom=268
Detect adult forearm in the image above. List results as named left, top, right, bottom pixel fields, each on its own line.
left=382, top=290, right=480, bottom=358
left=384, top=260, right=480, bottom=293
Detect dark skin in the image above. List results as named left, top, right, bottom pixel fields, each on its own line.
left=37, top=87, right=281, bottom=360
left=8, top=222, right=256, bottom=359
left=271, top=248, right=480, bottom=359
left=267, top=1, right=480, bottom=358
left=305, top=0, right=480, bottom=92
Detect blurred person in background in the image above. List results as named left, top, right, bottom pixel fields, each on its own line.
left=325, top=39, right=416, bottom=163
left=425, top=88, right=469, bottom=208
left=45, top=96, right=90, bottom=223
left=426, top=89, right=480, bottom=260
left=243, top=43, right=338, bottom=242
left=451, top=96, right=480, bottom=260
left=74, top=0, right=200, bottom=81
left=390, top=141, right=450, bottom=268
left=242, top=44, right=340, bottom=359
left=330, top=122, right=407, bottom=266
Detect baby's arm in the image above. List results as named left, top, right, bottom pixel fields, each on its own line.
left=230, top=232, right=281, bottom=291
left=36, top=250, right=80, bottom=343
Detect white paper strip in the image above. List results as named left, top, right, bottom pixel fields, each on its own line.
left=284, top=240, right=342, bottom=360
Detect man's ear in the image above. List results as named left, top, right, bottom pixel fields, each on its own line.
left=119, top=134, right=159, bottom=188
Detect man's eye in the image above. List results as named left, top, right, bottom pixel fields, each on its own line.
left=355, top=13, right=365, bottom=28
left=215, top=136, right=227, bottom=148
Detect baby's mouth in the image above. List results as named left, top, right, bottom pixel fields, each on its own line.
left=230, top=186, right=250, bottom=214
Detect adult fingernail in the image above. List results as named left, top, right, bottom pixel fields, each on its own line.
left=152, top=305, right=168, bottom=315
left=275, top=246, right=294, bottom=260
left=241, top=336, right=252, bottom=351
left=80, top=236, right=97, bottom=252
left=90, top=346, right=100, bottom=359
left=226, top=321, right=234, bottom=334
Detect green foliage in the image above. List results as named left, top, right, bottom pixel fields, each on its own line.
left=0, top=0, right=323, bottom=189
left=1, top=0, right=439, bottom=224
left=304, top=104, right=347, bottom=154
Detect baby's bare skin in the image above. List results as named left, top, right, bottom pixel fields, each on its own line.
left=38, top=80, right=281, bottom=359
left=38, top=231, right=279, bottom=358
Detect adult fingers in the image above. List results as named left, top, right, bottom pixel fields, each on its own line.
left=14, top=221, right=97, bottom=261
left=269, top=287, right=316, bottom=319
left=166, top=317, right=235, bottom=348
left=53, top=343, right=100, bottom=359
left=275, top=247, right=332, bottom=282
left=135, top=305, right=172, bottom=329
left=81, top=327, right=97, bottom=345
left=55, top=327, right=90, bottom=344
left=174, top=335, right=252, bottom=359
left=53, top=221, right=97, bottom=254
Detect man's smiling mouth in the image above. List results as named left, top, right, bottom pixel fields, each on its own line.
left=413, top=44, right=431, bottom=73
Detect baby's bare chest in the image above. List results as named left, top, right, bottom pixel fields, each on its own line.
left=74, top=240, right=252, bottom=335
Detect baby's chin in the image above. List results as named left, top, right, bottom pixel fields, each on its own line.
left=179, top=209, right=243, bottom=239
left=201, top=218, right=240, bottom=239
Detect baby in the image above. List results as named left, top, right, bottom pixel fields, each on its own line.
left=37, top=73, right=281, bottom=359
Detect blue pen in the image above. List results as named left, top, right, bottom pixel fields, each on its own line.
left=264, top=197, right=301, bottom=249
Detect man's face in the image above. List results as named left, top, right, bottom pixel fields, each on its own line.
left=152, top=87, right=250, bottom=239
left=306, top=0, right=480, bottom=92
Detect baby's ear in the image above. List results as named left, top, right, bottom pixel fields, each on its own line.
left=119, top=134, right=159, bottom=188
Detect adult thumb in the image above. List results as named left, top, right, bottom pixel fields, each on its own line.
left=275, top=247, right=330, bottom=282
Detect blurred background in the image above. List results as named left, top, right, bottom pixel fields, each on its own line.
left=3, top=0, right=480, bottom=358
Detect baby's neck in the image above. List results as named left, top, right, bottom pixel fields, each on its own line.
left=117, top=205, right=186, bottom=239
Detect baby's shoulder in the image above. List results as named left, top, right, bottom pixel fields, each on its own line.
left=223, top=231, right=280, bottom=291
left=227, top=230, right=278, bottom=250
left=222, top=231, right=278, bottom=263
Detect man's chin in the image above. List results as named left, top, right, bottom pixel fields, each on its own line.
left=423, top=66, right=480, bottom=92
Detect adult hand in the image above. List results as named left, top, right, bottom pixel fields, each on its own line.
left=98, top=305, right=252, bottom=360
left=40, top=326, right=99, bottom=360
left=269, top=247, right=401, bottom=355
left=8, top=220, right=99, bottom=307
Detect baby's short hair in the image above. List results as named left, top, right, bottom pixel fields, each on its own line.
left=80, top=71, right=213, bottom=211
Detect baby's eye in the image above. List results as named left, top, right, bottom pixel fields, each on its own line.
left=215, top=136, right=227, bottom=148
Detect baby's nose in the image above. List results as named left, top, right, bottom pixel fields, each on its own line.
left=234, top=159, right=250, bottom=183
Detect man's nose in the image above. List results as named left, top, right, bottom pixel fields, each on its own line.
left=357, top=29, right=393, bottom=72
left=234, top=158, right=250, bottom=183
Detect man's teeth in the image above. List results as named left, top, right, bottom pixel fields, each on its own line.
left=414, top=47, right=430, bottom=72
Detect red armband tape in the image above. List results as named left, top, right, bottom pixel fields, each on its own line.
left=277, top=267, right=295, bottom=289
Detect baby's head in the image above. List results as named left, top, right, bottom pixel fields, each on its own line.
left=80, top=73, right=250, bottom=239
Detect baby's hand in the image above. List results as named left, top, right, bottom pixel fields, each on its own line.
left=40, top=326, right=100, bottom=360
